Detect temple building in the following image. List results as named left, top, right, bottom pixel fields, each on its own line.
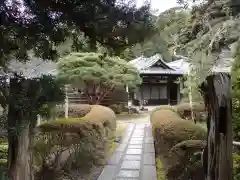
left=129, top=54, right=189, bottom=106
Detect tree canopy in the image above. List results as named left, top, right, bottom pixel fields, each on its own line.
left=121, top=7, right=191, bottom=61
left=0, top=0, right=155, bottom=64
left=57, top=52, right=141, bottom=104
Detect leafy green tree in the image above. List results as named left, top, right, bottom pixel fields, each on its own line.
left=1, top=1, right=155, bottom=179
left=57, top=52, right=142, bottom=104
left=123, top=7, right=191, bottom=61
left=175, top=0, right=240, bottom=179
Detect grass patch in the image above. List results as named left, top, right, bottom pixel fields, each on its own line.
left=109, top=142, right=118, bottom=154
left=156, top=157, right=166, bottom=180
left=115, top=123, right=128, bottom=137
left=109, top=123, right=128, bottom=154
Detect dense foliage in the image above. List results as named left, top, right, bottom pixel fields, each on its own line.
left=57, top=52, right=141, bottom=104
left=147, top=0, right=240, bottom=179
left=121, top=7, right=190, bottom=61
left=0, top=0, right=154, bottom=64
left=232, top=42, right=240, bottom=141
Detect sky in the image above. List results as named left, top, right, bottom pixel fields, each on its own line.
left=136, top=0, right=180, bottom=14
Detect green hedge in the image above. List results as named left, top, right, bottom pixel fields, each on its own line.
left=176, top=102, right=206, bottom=121
left=233, top=153, right=240, bottom=180
left=35, top=105, right=116, bottom=179
left=166, top=140, right=206, bottom=180
left=0, top=143, right=7, bottom=179
left=152, top=102, right=206, bottom=122
left=55, top=104, right=92, bottom=118
left=151, top=109, right=207, bottom=179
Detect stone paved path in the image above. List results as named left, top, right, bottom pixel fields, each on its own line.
left=98, top=122, right=157, bottom=180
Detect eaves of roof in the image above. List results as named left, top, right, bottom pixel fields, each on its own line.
left=129, top=54, right=174, bottom=70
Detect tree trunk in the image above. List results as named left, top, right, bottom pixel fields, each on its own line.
left=7, top=78, right=31, bottom=180
left=89, top=36, right=97, bottom=52
left=203, top=73, right=233, bottom=180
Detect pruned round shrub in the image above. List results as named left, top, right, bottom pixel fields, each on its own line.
left=109, top=104, right=122, bottom=114
left=0, top=144, right=7, bottom=159
left=40, top=105, right=115, bottom=132
left=109, top=103, right=129, bottom=114
left=151, top=109, right=207, bottom=169
left=166, top=140, right=206, bottom=180
left=55, top=104, right=92, bottom=118
left=233, top=153, right=240, bottom=180
left=0, top=143, right=7, bottom=179
left=35, top=105, right=116, bottom=179
left=176, top=102, right=206, bottom=121
left=152, top=105, right=178, bottom=114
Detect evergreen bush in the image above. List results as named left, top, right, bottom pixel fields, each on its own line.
left=151, top=109, right=207, bottom=179
left=35, top=105, right=116, bottom=180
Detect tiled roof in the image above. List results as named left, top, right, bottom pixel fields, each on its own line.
left=167, top=59, right=190, bottom=73
left=130, top=54, right=190, bottom=75
left=139, top=68, right=185, bottom=75
left=129, top=54, right=174, bottom=71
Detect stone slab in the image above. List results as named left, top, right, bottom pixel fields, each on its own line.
left=135, top=124, right=146, bottom=128
left=116, top=143, right=128, bottom=152
left=126, top=149, right=142, bottom=155
left=121, top=160, right=141, bottom=170
left=116, top=178, right=138, bottom=180
left=142, top=165, right=157, bottom=180
left=128, top=145, right=143, bottom=149
left=131, top=137, right=144, bottom=141
left=109, top=152, right=123, bottom=165
left=132, top=133, right=144, bottom=137
left=133, top=130, right=145, bottom=133
left=122, top=138, right=130, bottom=144
left=144, top=144, right=155, bottom=153
left=145, top=127, right=153, bottom=137
left=98, top=122, right=157, bottom=180
left=143, top=153, right=155, bottom=165
left=125, top=132, right=132, bottom=137
left=124, top=155, right=142, bottom=161
left=97, top=165, right=117, bottom=180
left=132, top=131, right=145, bottom=135
left=132, top=134, right=144, bottom=138
left=129, top=140, right=143, bottom=145
left=117, top=170, right=140, bottom=178
left=144, top=137, right=154, bottom=144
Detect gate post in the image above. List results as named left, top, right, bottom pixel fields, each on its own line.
left=201, top=73, right=233, bottom=180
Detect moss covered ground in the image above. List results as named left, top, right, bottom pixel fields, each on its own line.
left=156, top=157, right=166, bottom=180
left=109, top=122, right=128, bottom=154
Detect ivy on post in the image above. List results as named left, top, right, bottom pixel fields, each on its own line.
left=201, top=51, right=233, bottom=180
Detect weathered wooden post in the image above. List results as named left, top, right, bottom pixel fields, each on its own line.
left=201, top=51, right=233, bottom=180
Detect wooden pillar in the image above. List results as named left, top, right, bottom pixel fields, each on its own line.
left=167, top=76, right=171, bottom=105
left=140, top=85, right=144, bottom=107
left=177, top=84, right=180, bottom=104
left=202, top=73, right=233, bottom=180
